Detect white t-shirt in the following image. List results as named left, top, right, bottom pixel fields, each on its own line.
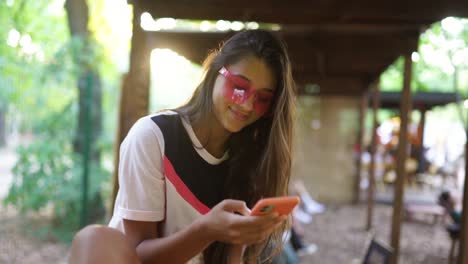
left=109, top=111, right=229, bottom=263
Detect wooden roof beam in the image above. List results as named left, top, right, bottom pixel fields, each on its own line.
left=129, top=0, right=468, bottom=25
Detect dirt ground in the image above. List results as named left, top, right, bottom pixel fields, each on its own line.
left=0, top=202, right=455, bottom=264
left=298, top=203, right=453, bottom=264
left=0, top=206, right=68, bottom=264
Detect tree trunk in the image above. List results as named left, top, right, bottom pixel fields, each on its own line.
left=64, top=0, right=104, bottom=224
left=64, top=0, right=102, bottom=164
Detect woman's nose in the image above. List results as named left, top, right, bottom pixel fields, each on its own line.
left=239, top=94, right=255, bottom=112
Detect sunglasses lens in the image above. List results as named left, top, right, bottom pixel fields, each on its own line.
left=254, top=102, right=270, bottom=115
left=253, top=93, right=273, bottom=115
left=232, top=88, right=247, bottom=104
left=220, top=67, right=274, bottom=116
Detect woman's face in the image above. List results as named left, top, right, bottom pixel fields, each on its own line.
left=212, top=56, right=277, bottom=133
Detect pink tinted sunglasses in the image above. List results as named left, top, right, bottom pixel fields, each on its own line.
left=218, top=67, right=274, bottom=115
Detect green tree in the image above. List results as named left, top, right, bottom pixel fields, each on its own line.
left=2, top=0, right=120, bottom=241
left=381, top=17, right=468, bottom=96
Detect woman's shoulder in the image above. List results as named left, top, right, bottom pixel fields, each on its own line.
left=123, top=112, right=179, bottom=154
left=150, top=109, right=179, bottom=118
left=146, top=110, right=189, bottom=136
left=131, top=110, right=179, bottom=133
left=125, top=110, right=184, bottom=153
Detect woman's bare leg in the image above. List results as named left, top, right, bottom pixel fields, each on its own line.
left=68, top=225, right=140, bottom=264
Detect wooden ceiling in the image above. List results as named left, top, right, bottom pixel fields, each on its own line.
left=129, top=0, right=467, bottom=96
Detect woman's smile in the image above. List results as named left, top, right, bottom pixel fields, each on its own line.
left=228, top=106, right=250, bottom=122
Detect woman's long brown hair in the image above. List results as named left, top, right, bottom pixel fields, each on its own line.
left=175, top=30, right=296, bottom=263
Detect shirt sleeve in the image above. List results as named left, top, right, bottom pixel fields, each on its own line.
left=115, top=116, right=166, bottom=222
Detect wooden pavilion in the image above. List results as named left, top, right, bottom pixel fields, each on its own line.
left=114, top=1, right=468, bottom=263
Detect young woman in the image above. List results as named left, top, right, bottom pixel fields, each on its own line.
left=69, top=29, right=296, bottom=264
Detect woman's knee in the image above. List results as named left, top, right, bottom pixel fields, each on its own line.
left=72, top=225, right=125, bottom=244
left=68, top=225, right=139, bottom=264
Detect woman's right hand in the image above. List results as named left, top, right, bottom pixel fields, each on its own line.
left=199, top=199, right=286, bottom=245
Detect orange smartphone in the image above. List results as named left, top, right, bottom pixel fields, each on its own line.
left=250, top=196, right=300, bottom=216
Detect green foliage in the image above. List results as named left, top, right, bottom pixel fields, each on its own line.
left=381, top=17, right=468, bottom=95
left=0, top=0, right=73, bottom=132
left=4, top=104, right=109, bottom=242
left=1, top=0, right=119, bottom=242
left=380, top=56, right=404, bottom=91
left=0, top=0, right=118, bottom=131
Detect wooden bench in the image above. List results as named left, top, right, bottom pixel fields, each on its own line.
left=403, top=204, right=446, bottom=225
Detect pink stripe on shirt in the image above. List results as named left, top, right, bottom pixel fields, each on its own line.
left=163, top=155, right=210, bottom=215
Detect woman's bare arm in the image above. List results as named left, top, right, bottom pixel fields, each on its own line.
left=122, top=199, right=285, bottom=264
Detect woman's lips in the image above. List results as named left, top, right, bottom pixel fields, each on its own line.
left=229, top=107, right=249, bottom=121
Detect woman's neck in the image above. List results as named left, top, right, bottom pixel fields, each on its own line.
left=191, top=114, right=231, bottom=158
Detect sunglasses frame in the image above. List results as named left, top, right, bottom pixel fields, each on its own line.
left=218, top=66, right=274, bottom=116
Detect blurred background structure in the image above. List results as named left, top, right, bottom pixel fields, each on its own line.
left=0, top=0, right=467, bottom=263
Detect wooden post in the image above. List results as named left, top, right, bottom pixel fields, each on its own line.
left=417, top=108, right=426, bottom=173
left=111, top=4, right=152, bottom=211
left=390, top=54, right=413, bottom=264
left=353, top=91, right=368, bottom=204
left=110, top=74, right=129, bottom=213
left=124, top=4, right=152, bottom=133
left=458, top=127, right=468, bottom=264
left=367, top=82, right=380, bottom=230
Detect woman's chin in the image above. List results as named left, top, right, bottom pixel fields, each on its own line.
left=222, top=118, right=247, bottom=133
left=224, top=123, right=243, bottom=133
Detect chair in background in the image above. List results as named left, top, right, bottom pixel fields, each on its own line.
left=362, top=238, right=393, bottom=264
